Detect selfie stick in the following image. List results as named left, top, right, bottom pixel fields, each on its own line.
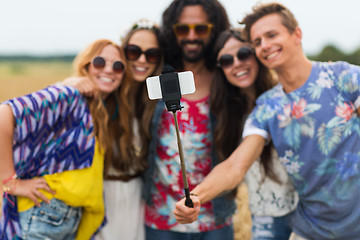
left=160, top=71, right=194, bottom=208
left=172, top=111, right=194, bottom=208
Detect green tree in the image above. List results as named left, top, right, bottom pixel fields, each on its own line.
left=308, top=44, right=360, bottom=65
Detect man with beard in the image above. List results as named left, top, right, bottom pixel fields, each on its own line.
left=173, top=2, right=360, bottom=240
left=142, top=0, right=234, bottom=239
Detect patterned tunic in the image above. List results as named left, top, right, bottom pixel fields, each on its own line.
left=1, top=84, right=95, bottom=239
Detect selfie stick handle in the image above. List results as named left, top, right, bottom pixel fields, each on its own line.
left=172, top=111, right=194, bottom=208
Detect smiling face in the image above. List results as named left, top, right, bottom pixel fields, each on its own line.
left=217, top=37, right=259, bottom=90
left=250, top=13, right=301, bottom=70
left=126, top=29, right=160, bottom=82
left=88, top=45, right=124, bottom=98
left=176, top=5, right=212, bottom=63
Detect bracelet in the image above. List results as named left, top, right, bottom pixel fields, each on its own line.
left=2, top=173, right=18, bottom=184
left=3, top=179, right=18, bottom=194
left=2, top=173, right=18, bottom=194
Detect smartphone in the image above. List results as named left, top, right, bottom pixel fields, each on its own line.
left=146, top=71, right=196, bottom=100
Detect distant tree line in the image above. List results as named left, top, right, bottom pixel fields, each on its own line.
left=308, top=45, right=360, bottom=65
left=1, top=44, right=360, bottom=65
left=0, top=55, right=75, bottom=62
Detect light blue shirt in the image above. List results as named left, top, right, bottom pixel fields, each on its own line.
left=244, top=61, right=360, bottom=239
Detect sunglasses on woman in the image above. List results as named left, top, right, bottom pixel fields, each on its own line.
left=172, top=23, right=213, bottom=37
left=217, top=46, right=254, bottom=69
left=91, top=56, right=125, bottom=73
left=124, top=45, right=161, bottom=64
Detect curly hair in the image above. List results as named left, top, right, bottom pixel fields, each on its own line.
left=161, top=0, right=230, bottom=71
left=210, top=29, right=281, bottom=183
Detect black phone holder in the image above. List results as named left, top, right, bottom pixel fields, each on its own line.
left=159, top=71, right=184, bottom=113
left=159, top=69, right=194, bottom=208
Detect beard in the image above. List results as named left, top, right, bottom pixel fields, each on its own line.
left=180, top=39, right=210, bottom=63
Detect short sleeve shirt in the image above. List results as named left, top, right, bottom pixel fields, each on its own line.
left=243, top=61, right=360, bottom=239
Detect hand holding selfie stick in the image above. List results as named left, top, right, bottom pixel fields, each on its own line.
left=146, top=69, right=196, bottom=208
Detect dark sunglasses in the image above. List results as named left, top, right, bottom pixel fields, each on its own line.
left=124, top=45, right=161, bottom=64
left=217, top=47, right=254, bottom=68
left=173, top=23, right=213, bottom=37
left=91, top=56, right=125, bottom=73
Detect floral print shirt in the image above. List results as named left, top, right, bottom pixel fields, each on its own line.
left=145, top=96, right=231, bottom=232
left=243, top=61, right=360, bottom=239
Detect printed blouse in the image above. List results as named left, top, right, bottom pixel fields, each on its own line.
left=1, top=84, right=96, bottom=239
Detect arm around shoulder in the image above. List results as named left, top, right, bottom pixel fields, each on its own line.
left=62, top=76, right=97, bottom=97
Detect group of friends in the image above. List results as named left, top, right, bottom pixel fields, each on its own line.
left=1, top=0, right=360, bottom=240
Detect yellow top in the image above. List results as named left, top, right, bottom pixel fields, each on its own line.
left=17, top=143, right=105, bottom=240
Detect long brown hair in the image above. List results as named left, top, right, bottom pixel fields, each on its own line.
left=210, top=29, right=280, bottom=183
left=121, top=21, right=164, bottom=166
left=72, top=39, right=138, bottom=176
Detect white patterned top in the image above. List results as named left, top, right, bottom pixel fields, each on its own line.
left=244, top=150, right=299, bottom=217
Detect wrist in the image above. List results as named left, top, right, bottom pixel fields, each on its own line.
left=181, top=192, right=197, bottom=199
left=2, top=173, right=18, bottom=194
left=2, top=173, right=17, bottom=184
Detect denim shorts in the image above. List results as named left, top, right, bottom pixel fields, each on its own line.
left=145, top=225, right=233, bottom=240
left=251, top=212, right=293, bottom=240
left=19, top=198, right=82, bottom=240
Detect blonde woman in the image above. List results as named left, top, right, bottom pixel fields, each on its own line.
left=66, top=20, right=164, bottom=240
left=0, top=39, right=132, bottom=240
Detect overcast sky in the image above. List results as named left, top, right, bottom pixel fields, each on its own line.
left=1, top=0, right=359, bottom=56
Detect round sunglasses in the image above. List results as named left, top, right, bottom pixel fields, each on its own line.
left=91, top=56, right=125, bottom=73
left=172, top=23, right=213, bottom=37
left=217, top=46, right=255, bottom=69
left=124, top=45, right=161, bottom=64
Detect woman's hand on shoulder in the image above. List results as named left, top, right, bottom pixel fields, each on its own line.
left=62, top=77, right=97, bottom=98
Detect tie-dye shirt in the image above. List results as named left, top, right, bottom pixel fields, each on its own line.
left=243, top=61, right=360, bottom=239
left=145, top=96, right=231, bottom=232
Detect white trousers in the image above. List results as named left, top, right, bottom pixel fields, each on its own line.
left=95, top=177, right=145, bottom=240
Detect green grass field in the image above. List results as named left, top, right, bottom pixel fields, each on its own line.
left=0, top=61, right=73, bottom=102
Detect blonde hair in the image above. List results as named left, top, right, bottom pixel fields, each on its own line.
left=72, top=39, right=141, bottom=175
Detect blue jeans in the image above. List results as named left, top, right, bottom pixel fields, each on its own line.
left=145, top=225, right=233, bottom=240
left=251, top=213, right=293, bottom=240
left=19, top=198, right=82, bottom=240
